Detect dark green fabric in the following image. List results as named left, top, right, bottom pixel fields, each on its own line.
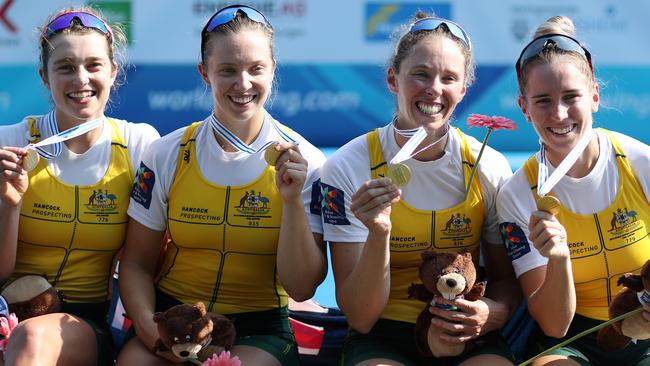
left=536, top=314, right=650, bottom=366
left=340, top=318, right=513, bottom=366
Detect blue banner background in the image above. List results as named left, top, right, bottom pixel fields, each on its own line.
left=3, top=64, right=650, bottom=154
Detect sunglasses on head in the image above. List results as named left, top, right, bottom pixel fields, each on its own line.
left=41, top=11, right=112, bottom=41
left=202, top=4, right=269, bottom=34
left=515, top=33, right=593, bottom=79
left=408, top=17, right=472, bottom=50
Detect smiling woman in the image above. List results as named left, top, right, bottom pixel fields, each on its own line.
left=497, top=15, right=650, bottom=366
left=0, top=6, right=159, bottom=366
left=115, top=5, right=327, bottom=366
left=319, top=11, right=519, bottom=366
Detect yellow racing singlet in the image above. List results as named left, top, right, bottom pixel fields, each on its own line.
left=367, top=128, right=484, bottom=323
left=15, top=118, right=133, bottom=302
left=158, top=122, right=287, bottom=314
left=523, top=129, right=650, bottom=320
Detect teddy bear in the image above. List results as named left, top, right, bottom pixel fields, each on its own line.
left=597, top=259, right=650, bottom=351
left=0, top=275, right=62, bottom=321
left=153, top=302, right=236, bottom=362
left=407, top=250, right=486, bottom=360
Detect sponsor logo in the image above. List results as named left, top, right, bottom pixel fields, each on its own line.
left=132, top=162, right=155, bottom=209
left=500, top=222, right=530, bottom=260
left=365, top=2, right=452, bottom=41
left=321, top=182, right=350, bottom=225
left=508, top=5, right=579, bottom=42
left=88, top=0, right=133, bottom=42
left=0, top=0, right=16, bottom=33
left=191, top=1, right=307, bottom=39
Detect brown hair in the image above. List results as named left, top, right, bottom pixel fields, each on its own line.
left=39, top=6, right=128, bottom=86
left=200, top=11, right=275, bottom=69
left=517, top=15, right=595, bottom=96
left=389, top=11, right=475, bottom=87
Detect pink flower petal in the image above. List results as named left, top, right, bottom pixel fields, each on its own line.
left=203, top=350, right=242, bottom=366
left=466, top=114, right=517, bottom=131
left=0, top=318, right=9, bottom=336
left=8, top=314, right=18, bottom=329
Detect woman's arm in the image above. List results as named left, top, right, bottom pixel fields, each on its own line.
left=329, top=178, right=400, bottom=333
left=118, top=218, right=165, bottom=351
left=0, top=147, right=29, bottom=281
left=275, top=143, right=328, bottom=301
left=481, top=242, right=522, bottom=330
left=522, top=211, right=575, bottom=337
left=277, top=200, right=327, bottom=301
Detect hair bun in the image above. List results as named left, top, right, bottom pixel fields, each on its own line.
left=533, top=15, right=576, bottom=39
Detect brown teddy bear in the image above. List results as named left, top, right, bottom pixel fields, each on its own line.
left=0, top=275, right=62, bottom=321
left=408, top=251, right=486, bottom=360
left=597, top=259, right=650, bottom=351
left=153, top=302, right=236, bottom=362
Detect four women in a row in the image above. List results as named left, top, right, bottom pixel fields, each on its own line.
left=1, top=4, right=649, bottom=366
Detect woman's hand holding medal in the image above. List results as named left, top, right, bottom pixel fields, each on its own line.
left=1, top=118, right=102, bottom=206
left=0, top=147, right=30, bottom=206
left=351, top=178, right=401, bottom=235
left=528, top=211, right=570, bottom=259
left=268, top=142, right=309, bottom=202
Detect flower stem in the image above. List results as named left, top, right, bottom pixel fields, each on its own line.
left=518, top=307, right=644, bottom=366
left=463, top=128, right=492, bottom=201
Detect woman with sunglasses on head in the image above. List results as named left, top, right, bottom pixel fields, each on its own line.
left=0, top=6, right=159, bottom=366
left=497, top=15, right=650, bottom=366
left=320, top=11, right=518, bottom=366
left=116, top=4, right=327, bottom=366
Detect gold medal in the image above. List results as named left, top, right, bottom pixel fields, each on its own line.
left=264, top=144, right=282, bottom=166
left=387, top=163, right=411, bottom=186
left=22, top=148, right=40, bottom=172
left=537, top=195, right=561, bottom=216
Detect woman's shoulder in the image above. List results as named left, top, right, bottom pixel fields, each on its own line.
left=498, top=167, right=531, bottom=203
left=148, top=125, right=189, bottom=153
left=0, top=116, right=37, bottom=147
left=460, top=130, right=510, bottom=163
left=457, top=129, right=513, bottom=182
left=110, top=117, right=161, bottom=147
left=606, top=130, right=650, bottom=155
left=605, top=129, right=650, bottom=180
left=116, top=118, right=159, bottom=135
left=322, top=133, right=370, bottom=174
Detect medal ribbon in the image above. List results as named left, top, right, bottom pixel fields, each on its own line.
left=390, top=122, right=449, bottom=165
left=208, top=112, right=297, bottom=155
left=537, top=129, right=593, bottom=197
left=25, top=113, right=103, bottom=159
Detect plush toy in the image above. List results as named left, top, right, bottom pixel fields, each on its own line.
left=408, top=251, right=486, bottom=360
left=597, top=259, right=650, bottom=351
left=0, top=275, right=62, bottom=321
left=153, top=302, right=236, bottom=362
